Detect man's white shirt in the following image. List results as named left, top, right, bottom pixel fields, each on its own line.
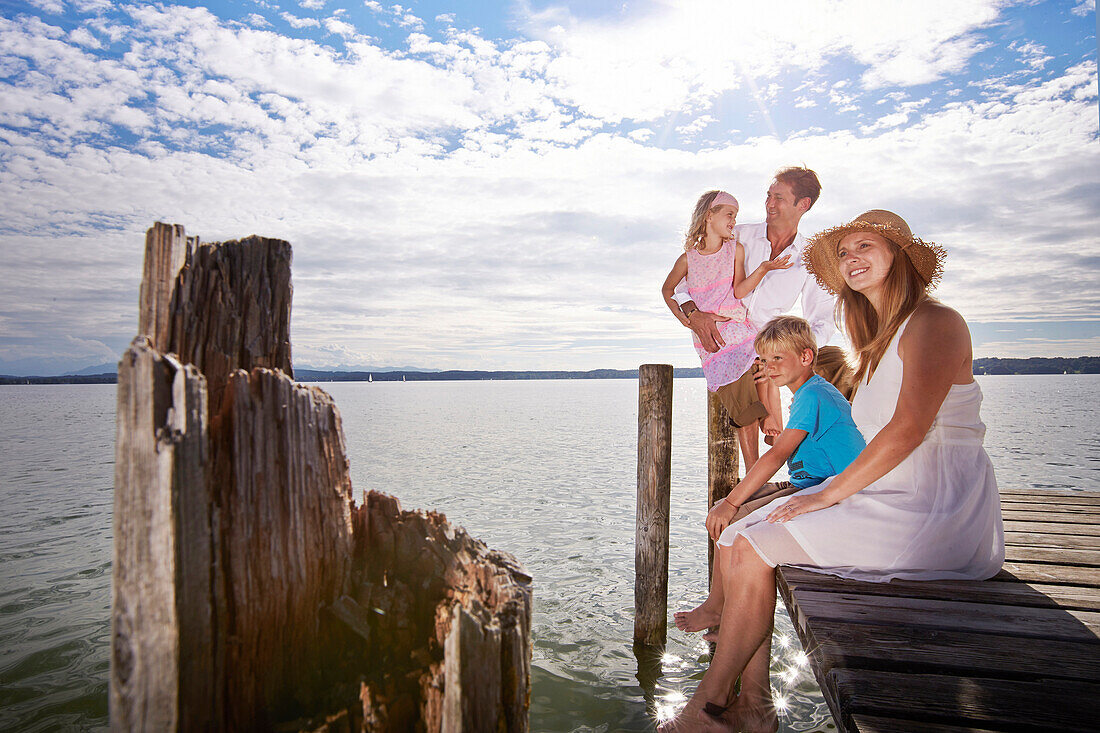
left=673, top=222, right=836, bottom=347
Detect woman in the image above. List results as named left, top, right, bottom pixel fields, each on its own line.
left=660, top=210, right=1004, bottom=732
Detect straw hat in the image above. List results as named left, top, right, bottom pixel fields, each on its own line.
left=804, top=210, right=946, bottom=295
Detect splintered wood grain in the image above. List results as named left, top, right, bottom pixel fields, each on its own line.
left=111, top=341, right=211, bottom=732
left=352, top=491, right=533, bottom=732
left=214, top=367, right=353, bottom=730
left=167, top=236, right=293, bottom=407
left=138, top=223, right=196, bottom=351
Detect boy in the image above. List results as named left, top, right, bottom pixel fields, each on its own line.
left=703, top=315, right=865, bottom=542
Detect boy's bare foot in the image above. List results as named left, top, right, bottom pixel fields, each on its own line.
left=673, top=602, right=721, bottom=633
left=763, top=434, right=775, bottom=446
left=702, top=627, right=718, bottom=643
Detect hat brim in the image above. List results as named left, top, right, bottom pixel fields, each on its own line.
left=804, top=221, right=945, bottom=296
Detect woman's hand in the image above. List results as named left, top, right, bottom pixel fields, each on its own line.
left=766, top=490, right=838, bottom=523
left=706, top=499, right=739, bottom=542
left=761, top=254, right=793, bottom=272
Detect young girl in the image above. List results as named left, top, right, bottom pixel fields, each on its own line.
left=661, top=190, right=790, bottom=453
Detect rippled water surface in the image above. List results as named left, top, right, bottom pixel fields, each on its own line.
left=0, top=376, right=1097, bottom=731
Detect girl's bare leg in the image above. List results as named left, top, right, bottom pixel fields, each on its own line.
left=659, top=538, right=776, bottom=732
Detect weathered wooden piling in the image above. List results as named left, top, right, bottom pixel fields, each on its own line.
left=112, top=222, right=532, bottom=731
left=706, top=392, right=740, bottom=579
left=634, top=364, right=673, bottom=647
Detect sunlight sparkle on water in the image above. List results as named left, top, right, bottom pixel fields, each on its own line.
left=794, top=651, right=809, bottom=668
left=774, top=693, right=789, bottom=712
left=662, top=652, right=681, bottom=665
left=663, top=690, right=687, bottom=704
left=777, top=633, right=790, bottom=648
left=656, top=704, right=678, bottom=723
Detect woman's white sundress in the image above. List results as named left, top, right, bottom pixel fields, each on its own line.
left=718, top=316, right=1005, bottom=582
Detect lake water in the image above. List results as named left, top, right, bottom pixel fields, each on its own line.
left=0, top=376, right=1097, bottom=732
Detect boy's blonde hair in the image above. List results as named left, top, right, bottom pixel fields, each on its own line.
left=754, top=316, right=817, bottom=361
left=815, top=345, right=856, bottom=401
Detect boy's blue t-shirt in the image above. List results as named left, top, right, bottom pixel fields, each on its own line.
left=786, top=374, right=866, bottom=489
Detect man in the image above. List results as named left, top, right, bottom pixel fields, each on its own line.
left=672, top=166, right=835, bottom=468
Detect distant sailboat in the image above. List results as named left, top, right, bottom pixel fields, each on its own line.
left=402, top=374, right=406, bottom=382
left=368, top=374, right=373, bottom=382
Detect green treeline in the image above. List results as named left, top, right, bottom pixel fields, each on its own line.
left=972, top=357, right=1099, bottom=375
left=2, top=357, right=1098, bottom=385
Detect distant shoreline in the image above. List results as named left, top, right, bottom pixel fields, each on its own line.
left=2, top=357, right=1097, bottom=385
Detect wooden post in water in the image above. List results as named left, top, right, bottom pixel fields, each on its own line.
left=112, top=222, right=532, bottom=731
left=634, top=364, right=673, bottom=647
left=707, top=391, right=740, bottom=581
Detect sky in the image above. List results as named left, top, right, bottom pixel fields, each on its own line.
left=0, top=0, right=1097, bottom=375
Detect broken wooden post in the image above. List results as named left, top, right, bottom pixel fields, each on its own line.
left=634, top=363, right=673, bottom=647
left=112, top=222, right=532, bottom=731
left=707, top=391, right=739, bottom=580
left=111, top=345, right=210, bottom=731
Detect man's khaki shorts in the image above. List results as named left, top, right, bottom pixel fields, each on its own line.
left=714, top=366, right=768, bottom=428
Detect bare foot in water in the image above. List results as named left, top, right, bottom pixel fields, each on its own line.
left=656, top=700, right=736, bottom=732
left=721, top=695, right=779, bottom=733
left=673, top=602, right=721, bottom=633
left=701, top=628, right=718, bottom=643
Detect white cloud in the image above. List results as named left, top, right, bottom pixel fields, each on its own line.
left=246, top=13, right=272, bottom=29
left=323, top=16, right=356, bottom=37
left=300, top=0, right=325, bottom=10
left=281, top=12, right=321, bottom=29
left=676, top=115, right=717, bottom=136
left=0, top=3, right=1096, bottom=371
left=1071, top=0, right=1094, bottom=16
left=27, top=0, right=66, bottom=14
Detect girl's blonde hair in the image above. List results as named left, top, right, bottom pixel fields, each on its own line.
left=836, top=238, right=929, bottom=391
left=815, top=345, right=856, bottom=401
left=684, top=190, right=735, bottom=252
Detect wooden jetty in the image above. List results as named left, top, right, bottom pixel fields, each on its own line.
left=113, top=223, right=532, bottom=731
left=633, top=365, right=1099, bottom=731
left=779, top=487, right=1100, bottom=732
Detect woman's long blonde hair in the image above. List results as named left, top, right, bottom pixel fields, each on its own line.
left=837, top=239, right=929, bottom=391
left=684, top=190, right=729, bottom=252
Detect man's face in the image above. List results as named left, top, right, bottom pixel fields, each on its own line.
left=764, top=181, right=806, bottom=229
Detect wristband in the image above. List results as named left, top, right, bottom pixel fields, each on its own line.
left=723, top=496, right=740, bottom=509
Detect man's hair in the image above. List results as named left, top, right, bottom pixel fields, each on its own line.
left=754, top=315, right=818, bottom=361
left=774, top=166, right=822, bottom=210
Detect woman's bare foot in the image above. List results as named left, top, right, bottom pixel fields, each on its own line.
left=656, top=700, right=735, bottom=732
left=673, top=601, right=721, bottom=633
left=722, top=695, right=779, bottom=733
left=702, top=628, right=719, bottom=643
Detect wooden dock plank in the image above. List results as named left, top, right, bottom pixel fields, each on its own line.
left=849, top=715, right=1002, bottom=733
left=777, top=489, right=1100, bottom=732
left=829, top=669, right=1100, bottom=732
left=1004, top=530, right=1100, bottom=550
left=1003, top=544, right=1099, bottom=565
left=997, top=562, right=1100, bottom=586
left=1002, top=519, right=1100, bottom=535
left=804, top=618, right=1100, bottom=682
left=1001, top=510, right=1100, bottom=525
left=788, top=590, right=1100, bottom=639
left=780, top=569, right=1100, bottom=611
